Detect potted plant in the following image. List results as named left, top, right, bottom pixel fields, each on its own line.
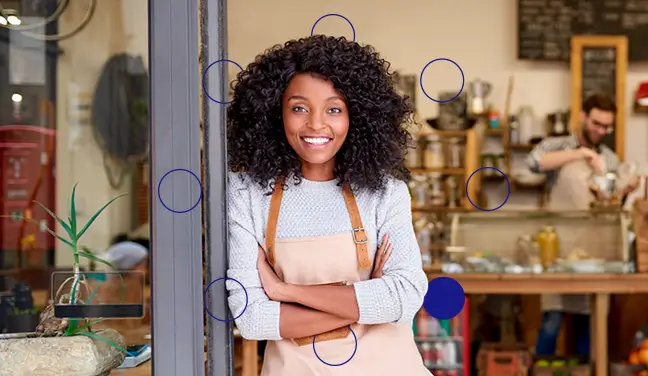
left=0, top=184, right=129, bottom=376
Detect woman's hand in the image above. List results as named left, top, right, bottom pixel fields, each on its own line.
left=371, top=234, right=393, bottom=279
left=257, top=245, right=288, bottom=301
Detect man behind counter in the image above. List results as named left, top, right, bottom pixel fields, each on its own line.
left=526, top=93, right=638, bottom=357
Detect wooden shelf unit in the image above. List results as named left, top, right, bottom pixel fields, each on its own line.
left=411, top=128, right=481, bottom=211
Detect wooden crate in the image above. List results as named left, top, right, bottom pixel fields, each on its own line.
left=477, top=343, right=531, bottom=376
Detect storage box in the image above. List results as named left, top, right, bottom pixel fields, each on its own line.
left=533, top=357, right=591, bottom=376
left=476, top=343, right=531, bottom=376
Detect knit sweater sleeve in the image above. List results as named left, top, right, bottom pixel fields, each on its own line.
left=226, top=174, right=282, bottom=340
left=352, top=179, right=428, bottom=325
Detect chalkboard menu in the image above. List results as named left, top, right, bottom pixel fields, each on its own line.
left=570, top=36, right=627, bottom=159
left=518, top=0, right=648, bottom=61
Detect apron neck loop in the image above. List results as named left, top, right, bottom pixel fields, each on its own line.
left=264, top=177, right=372, bottom=270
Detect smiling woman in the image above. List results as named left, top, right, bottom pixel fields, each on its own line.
left=225, top=35, right=431, bottom=375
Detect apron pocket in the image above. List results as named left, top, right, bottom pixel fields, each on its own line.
left=291, top=281, right=350, bottom=347
left=293, top=326, right=351, bottom=346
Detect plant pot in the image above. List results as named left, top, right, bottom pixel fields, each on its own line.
left=5, top=312, right=40, bottom=334
left=0, top=328, right=127, bottom=376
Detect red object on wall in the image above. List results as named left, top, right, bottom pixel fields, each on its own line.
left=0, top=125, right=56, bottom=253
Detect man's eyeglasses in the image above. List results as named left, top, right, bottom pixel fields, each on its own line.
left=588, top=118, right=614, bottom=134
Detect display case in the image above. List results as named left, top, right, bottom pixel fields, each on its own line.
left=413, top=297, right=470, bottom=376
left=439, top=209, right=631, bottom=274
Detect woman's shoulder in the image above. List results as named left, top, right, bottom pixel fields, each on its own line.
left=356, top=177, right=410, bottom=209
left=227, top=172, right=266, bottom=201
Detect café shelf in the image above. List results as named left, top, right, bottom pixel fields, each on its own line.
left=427, top=209, right=630, bottom=274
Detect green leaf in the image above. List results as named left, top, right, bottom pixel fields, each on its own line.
left=73, top=331, right=128, bottom=354
left=87, top=283, right=100, bottom=304
left=65, top=319, right=80, bottom=336
left=78, top=251, right=116, bottom=270
left=76, top=194, right=126, bottom=240
left=0, top=215, right=74, bottom=248
left=70, top=183, right=79, bottom=234
left=34, top=200, right=75, bottom=241
left=69, top=319, right=105, bottom=334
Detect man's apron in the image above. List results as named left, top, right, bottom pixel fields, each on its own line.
left=541, top=159, right=594, bottom=315
left=261, top=181, right=431, bottom=376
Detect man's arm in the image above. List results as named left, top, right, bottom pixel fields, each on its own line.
left=526, top=138, right=582, bottom=173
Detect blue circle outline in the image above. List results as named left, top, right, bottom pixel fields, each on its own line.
left=465, top=166, right=511, bottom=212
left=157, top=168, right=203, bottom=214
left=312, top=326, right=358, bottom=366
left=204, top=277, right=249, bottom=323
left=310, top=14, right=356, bottom=42
left=202, top=59, right=244, bottom=105
left=419, top=58, right=465, bottom=103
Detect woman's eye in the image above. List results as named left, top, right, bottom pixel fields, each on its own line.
left=292, top=106, right=307, bottom=112
left=329, top=107, right=342, bottom=114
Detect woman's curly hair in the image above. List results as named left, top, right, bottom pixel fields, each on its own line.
left=227, top=35, right=415, bottom=192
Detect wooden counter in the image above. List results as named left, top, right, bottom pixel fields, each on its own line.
left=426, top=273, right=648, bottom=376
left=425, top=272, right=648, bottom=294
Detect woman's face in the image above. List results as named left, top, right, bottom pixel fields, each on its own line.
left=282, top=73, right=349, bottom=178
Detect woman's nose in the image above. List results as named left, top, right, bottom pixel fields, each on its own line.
left=306, top=112, right=326, bottom=130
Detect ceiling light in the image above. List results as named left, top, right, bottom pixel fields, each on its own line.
left=0, top=17, right=6, bottom=26
left=11, top=93, right=23, bottom=103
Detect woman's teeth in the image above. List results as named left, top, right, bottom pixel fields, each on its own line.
left=303, top=137, right=331, bottom=145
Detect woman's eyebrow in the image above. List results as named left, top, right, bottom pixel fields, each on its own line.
left=286, top=95, right=308, bottom=101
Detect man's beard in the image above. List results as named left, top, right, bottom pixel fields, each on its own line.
left=581, top=125, right=599, bottom=148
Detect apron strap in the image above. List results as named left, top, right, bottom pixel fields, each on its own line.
left=265, top=177, right=285, bottom=267
left=342, top=184, right=372, bottom=270
left=264, top=178, right=372, bottom=270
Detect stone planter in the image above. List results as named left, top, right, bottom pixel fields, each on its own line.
left=0, top=329, right=126, bottom=376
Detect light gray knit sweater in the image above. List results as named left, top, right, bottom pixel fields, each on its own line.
left=226, top=172, right=428, bottom=340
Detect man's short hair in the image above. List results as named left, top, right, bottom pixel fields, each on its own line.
left=582, top=93, right=617, bottom=115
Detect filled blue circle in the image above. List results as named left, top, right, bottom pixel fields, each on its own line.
left=311, top=14, right=356, bottom=42
left=465, top=166, right=511, bottom=212
left=202, top=59, right=243, bottom=105
left=419, top=58, right=465, bottom=103
left=312, top=326, right=358, bottom=366
left=423, top=277, right=465, bottom=320
left=157, top=168, right=203, bottom=214
left=204, top=277, right=248, bottom=323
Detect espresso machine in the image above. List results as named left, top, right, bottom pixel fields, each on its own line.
left=468, top=79, right=492, bottom=116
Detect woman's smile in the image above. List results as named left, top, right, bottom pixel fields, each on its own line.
left=301, top=135, right=333, bottom=148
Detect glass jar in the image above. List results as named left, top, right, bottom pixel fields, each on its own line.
left=423, top=135, right=445, bottom=169
left=482, top=154, right=494, bottom=176
left=537, top=226, right=559, bottom=268
left=446, top=176, right=459, bottom=208
left=429, top=173, right=446, bottom=206
left=495, top=154, right=506, bottom=174
left=446, top=137, right=464, bottom=168
left=405, top=136, right=421, bottom=168
left=409, top=175, right=429, bottom=208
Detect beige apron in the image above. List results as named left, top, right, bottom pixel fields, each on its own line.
left=541, top=159, right=594, bottom=314
left=261, top=180, right=431, bottom=376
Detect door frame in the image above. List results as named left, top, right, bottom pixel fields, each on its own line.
left=149, top=0, right=233, bottom=374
